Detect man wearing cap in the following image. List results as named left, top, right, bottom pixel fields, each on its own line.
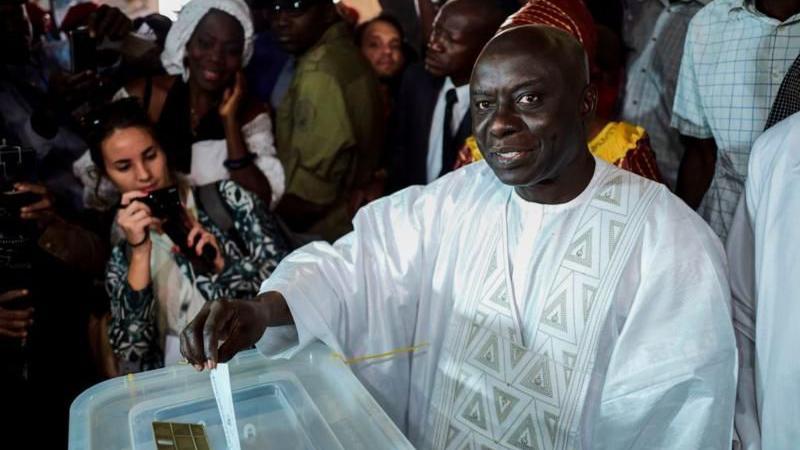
left=269, top=0, right=383, bottom=242
left=183, top=25, right=737, bottom=448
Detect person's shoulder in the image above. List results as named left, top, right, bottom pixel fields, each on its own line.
left=754, top=112, right=800, bottom=159
left=749, top=112, right=800, bottom=182
left=612, top=161, right=720, bottom=249
left=689, top=0, right=735, bottom=27
left=301, top=25, right=372, bottom=79
left=373, top=161, right=500, bottom=209
left=600, top=161, right=683, bottom=220
left=423, top=161, right=502, bottom=204
left=304, top=26, right=356, bottom=64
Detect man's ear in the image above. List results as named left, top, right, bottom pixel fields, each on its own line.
left=581, top=83, right=598, bottom=119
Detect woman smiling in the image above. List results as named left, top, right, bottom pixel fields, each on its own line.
left=76, top=0, right=285, bottom=210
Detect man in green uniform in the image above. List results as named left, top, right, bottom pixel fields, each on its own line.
left=270, top=0, right=383, bottom=242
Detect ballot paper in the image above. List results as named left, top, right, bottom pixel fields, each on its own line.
left=210, top=363, right=242, bottom=450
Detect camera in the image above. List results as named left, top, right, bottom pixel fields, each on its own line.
left=136, top=186, right=218, bottom=273
left=0, top=143, right=39, bottom=225
left=0, top=142, right=36, bottom=379
left=139, top=186, right=183, bottom=221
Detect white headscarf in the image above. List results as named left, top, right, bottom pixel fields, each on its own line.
left=160, top=0, right=255, bottom=81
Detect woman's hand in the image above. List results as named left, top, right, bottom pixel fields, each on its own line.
left=218, top=71, right=246, bottom=123
left=187, top=223, right=225, bottom=273
left=116, top=191, right=159, bottom=249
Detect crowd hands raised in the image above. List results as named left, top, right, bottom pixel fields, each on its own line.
left=2, top=0, right=799, bottom=448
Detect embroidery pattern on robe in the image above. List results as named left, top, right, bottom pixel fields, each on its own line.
left=429, top=169, right=659, bottom=450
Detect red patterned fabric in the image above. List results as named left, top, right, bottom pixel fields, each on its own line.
left=616, top=134, right=664, bottom=184
left=500, top=0, right=597, bottom=67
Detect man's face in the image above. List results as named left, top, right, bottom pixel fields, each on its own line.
left=471, top=48, right=590, bottom=188
left=269, top=3, right=328, bottom=55
left=425, top=3, right=488, bottom=83
left=0, top=3, right=33, bottom=65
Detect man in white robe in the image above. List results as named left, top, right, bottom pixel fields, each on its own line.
left=727, top=111, right=800, bottom=450
left=182, top=26, right=737, bottom=449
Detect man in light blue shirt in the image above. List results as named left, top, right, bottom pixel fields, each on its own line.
left=672, top=0, right=800, bottom=241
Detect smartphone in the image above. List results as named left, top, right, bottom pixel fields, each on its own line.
left=69, top=26, right=97, bottom=73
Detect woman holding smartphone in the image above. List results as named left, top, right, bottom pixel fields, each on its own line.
left=88, top=99, right=288, bottom=374
left=76, top=0, right=284, bottom=210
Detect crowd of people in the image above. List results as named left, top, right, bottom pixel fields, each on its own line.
left=1, top=0, right=798, bottom=448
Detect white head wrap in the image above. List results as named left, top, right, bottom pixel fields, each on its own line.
left=160, top=0, right=255, bottom=81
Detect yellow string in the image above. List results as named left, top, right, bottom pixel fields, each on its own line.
left=126, top=373, right=136, bottom=400
left=332, top=342, right=430, bottom=365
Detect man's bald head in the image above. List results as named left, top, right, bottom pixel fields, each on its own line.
left=480, top=25, right=590, bottom=90
left=425, top=0, right=518, bottom=85
left=469, top=25, right=597, bottom=203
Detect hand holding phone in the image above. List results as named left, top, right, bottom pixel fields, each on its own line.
left=69, top=26, right=97, bottom=73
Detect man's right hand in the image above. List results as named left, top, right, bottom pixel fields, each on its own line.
left=0, top=289, right=33, bottom=339
left=180, top=293, right=290, bottom=371
left=117, top=191, right=159, bottom=247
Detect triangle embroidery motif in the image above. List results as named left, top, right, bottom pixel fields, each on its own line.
left=474, top=334, right=501, bottom=373
left=608, top=220, right=625, bottom=256
left=488, top=290, right=509, bottom=308
left=492, top=386, right=521, bottom=425
left=564, top=229, right=593, bottom=268
left=544, top=411, right=560, bottom=446
left=510, top=342, right=527, bottom=370
left=506, top=415, right=539, bottom=450
left=594, top=176, right=623, bottom=206
left=541, top=291, right=569, bottom=333
left=520, top=356, right=554, bottom=398
left=461, top=392, right=489, bottom=431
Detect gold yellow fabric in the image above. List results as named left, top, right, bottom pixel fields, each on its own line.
left=588, top=121, right=647, bottom=164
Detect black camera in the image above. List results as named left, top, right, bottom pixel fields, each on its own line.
left=136, top=186, right=218, bottom=273
left=0, top=142, right=36, bottom=378
left=139, top=186, right=182, bottom=220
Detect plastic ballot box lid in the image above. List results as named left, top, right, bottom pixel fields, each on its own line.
left=68, top=342, right=413, bottom=449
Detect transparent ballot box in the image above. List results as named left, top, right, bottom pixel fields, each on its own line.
left=68, top=342, right=412, bottom=449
